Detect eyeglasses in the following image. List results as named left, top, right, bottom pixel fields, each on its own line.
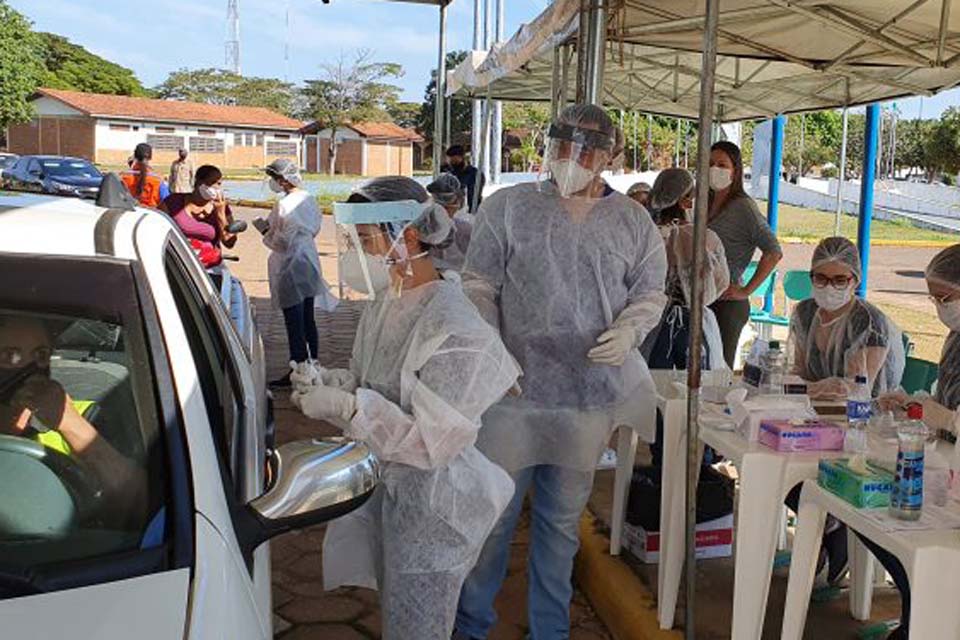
left=811, top=272, right=854, bottom=289
left=0, top=346, right=53, bottom=368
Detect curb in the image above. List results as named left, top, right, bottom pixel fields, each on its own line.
left=779, top=236, right=957, bottom=248
left=575, top=513, right=682, bottom=640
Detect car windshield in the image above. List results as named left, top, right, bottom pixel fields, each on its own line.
left=0, top=257, right=169, bottom=598
left=39, top=159, right=101, bottom=179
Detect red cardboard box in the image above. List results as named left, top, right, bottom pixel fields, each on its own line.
left=622, top=513, right=734, bottom=564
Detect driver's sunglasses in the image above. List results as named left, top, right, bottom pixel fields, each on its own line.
left=811, top=272, right=854, bottom=289
left=0, top=346, right=53, bottom=368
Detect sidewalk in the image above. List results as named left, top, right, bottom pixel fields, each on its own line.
left=228, top=207, right=612, bottom=639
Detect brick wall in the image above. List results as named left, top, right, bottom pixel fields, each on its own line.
left=319, top=139, right=362, bottom=175
left=7, top=116, right=95, bottom=159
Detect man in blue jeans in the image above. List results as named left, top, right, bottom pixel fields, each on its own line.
left=454, top=104, right=666, bottom=639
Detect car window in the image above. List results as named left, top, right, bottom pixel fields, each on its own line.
left=164, top=248, right=245, bottom=500
left=27, top=159, right=41, bottom=175
left=39, top=159, right=101, bottom=178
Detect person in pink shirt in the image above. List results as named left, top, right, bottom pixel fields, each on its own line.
left=160, top=165, right=237, bottom=249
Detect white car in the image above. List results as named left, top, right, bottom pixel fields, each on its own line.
left=0, top=188, right=377, bottom=639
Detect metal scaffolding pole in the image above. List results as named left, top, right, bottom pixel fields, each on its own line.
left=633, top=111, right=638, bottom=171
left=432, top=1, right=448, bottom=179
left=684, top=1, right=720, bottom=637
left=491, top=0, right=504, bottom=184
left=858, top=104, right=881, bottom=298
left=551, top=46, right=562, bottom=121
left=675, top=118, right=682, bottom=166
left=646, top=113, right=653, bottom=169
left=471, top=0, right=482, bottom=168
left=834, top=107, right=849, bottom=235
left=766, top=115, right=785, bottom=314
left=583, top=0, right=607, bottom=104
left=481, top=0, right=493, bottom=180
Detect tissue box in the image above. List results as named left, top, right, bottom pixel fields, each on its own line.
left=732, top=395, right=815, bottom=442
left=622, top=514, right=734, bottom=564
left=818, top=459, right=894, bottom=508
left=759, top=419, right=845, bottom=452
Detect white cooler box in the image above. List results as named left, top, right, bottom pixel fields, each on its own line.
left=622, top=513, right=734, bottom=564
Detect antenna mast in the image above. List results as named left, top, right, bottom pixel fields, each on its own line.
left=226, top=0, right=241, bottom=75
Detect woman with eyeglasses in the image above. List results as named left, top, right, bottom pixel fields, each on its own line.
left=789, top=236, right=905, bottom=401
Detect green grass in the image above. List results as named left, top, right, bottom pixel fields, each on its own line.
left=757, top=201, right=960, bottom=244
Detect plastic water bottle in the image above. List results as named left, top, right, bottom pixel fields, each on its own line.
left=760, top=340, right=785, bottom=394
left=890, top=403, right=929, bottom=521
left=844, top=375, right=872, bottom=454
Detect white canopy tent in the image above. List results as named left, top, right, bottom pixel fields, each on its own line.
left=447, top=0, right=960, bottom=119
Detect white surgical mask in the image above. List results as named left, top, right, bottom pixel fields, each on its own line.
left=936, top=299, right=960, bottom=331
left=812, top=284, right=853, bottom=312
left=340, top=249, right=392, bottom=295
left=197, top=184, right=220, bottom=201
left=268, top=178, right=284, bottom=193
left=708, top=166, right=733, bottom=191
left=549, top=158, right=597, bottom=197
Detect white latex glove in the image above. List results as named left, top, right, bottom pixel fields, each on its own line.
left=587, top=325, right=636, bottom=366
left=289, top=360, right=322, bottom=395
left=321, top=368, right=357, bottom=392
left=291, top=385, right=357, bottom=424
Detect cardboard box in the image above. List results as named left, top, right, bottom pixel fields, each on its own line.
left=759, top=419, right=845, bottom=452
left=622, top=513, right=734, bottom=564
left=818, top=458, right=894, bottom=508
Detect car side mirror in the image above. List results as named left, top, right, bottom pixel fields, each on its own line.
left=236, top=437, right=379, bottom=553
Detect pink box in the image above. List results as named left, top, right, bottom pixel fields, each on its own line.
left=758, top=419, right=845, bottom=452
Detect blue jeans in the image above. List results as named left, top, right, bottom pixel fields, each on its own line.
left=456, top=464, right=595, bottom=640
left=282, top=297, right=317, bottom=363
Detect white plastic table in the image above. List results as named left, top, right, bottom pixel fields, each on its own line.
left=782, top=480, right=960, bottom=640
left=655, top=389, right=872, bottom=638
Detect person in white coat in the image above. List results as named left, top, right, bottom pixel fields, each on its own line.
left=454, top=105, right=667, bottom=639
left=290, top=176, right=520, bottom=640
left=262, top=158, right=337, bottom=388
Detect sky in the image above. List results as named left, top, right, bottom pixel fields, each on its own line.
left=10, top=0, right=960, bottom=118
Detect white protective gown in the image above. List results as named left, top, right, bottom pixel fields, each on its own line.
left=322, top=273, right=520, bottom=640
left=462, top=181, right=668, bottom=473
left=263, top=189, right=337, bottom=310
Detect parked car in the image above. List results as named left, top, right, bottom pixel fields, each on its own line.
left=0, top=188, right=378, bottom=639
left=1, top=155, right=103, bottom=198
left=0, top=153, right=17, bottom=173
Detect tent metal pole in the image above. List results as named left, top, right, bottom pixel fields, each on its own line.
left=834, top=107, right=849, bottom=235
left=685, top=0, right=720, bottom=637
left=585, top=0, right=607, bottom=104
left=471, top=0, right=482, bottom=169
left=551, top=46, right=562, bottom=121
left=491, top=0, right=503, bottom=184
left=433, top=1, right=448, bottom=179
left=765, top=114, right=785, bottom=314
left=675, top=118, right=681, bottom=166
left=633, top=111, right=638, bottom=171
left=857, top=104, right=881, bottom=299
left=799, top=113, right=805, bottom=177
left=646, top=113, right=653, bottom=169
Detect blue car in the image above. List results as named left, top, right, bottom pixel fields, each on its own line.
left=1, top=155, right=103, bottom=198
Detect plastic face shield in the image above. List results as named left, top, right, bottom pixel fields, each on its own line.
left=333, top=200, right=422, bottom=300
left=541, top=123, right=614, bottom=195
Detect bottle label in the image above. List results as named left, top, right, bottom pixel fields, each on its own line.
left=846, top=400, right=872, bottom=422
left=895, top=450, right=924, bottom=511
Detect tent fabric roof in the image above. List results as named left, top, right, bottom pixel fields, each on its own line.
left=448, top=0, right=960, bottom=120
left=35, top=88, right=303, bottom=130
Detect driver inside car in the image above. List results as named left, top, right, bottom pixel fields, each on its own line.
left=0, top=315, right=146, bottom=520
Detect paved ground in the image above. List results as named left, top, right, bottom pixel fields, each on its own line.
left=227, top=207, right=612, bottom=639
left=227, top=204, right=936, bottom=638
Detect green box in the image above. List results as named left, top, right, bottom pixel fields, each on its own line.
left=817, top=459, right=894, bottom=509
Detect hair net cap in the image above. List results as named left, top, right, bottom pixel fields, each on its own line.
left=811, top=236, right=862, bottom=282
left=649, top=169, right=694, bottom=212
left=427, top=174, right=465, bottom=205
left=354, top=175, right=430, bottom=204
left=411, top=202, right=454, bottom=248
left=926, top=243, right=960, bottom=291
left=555, top=104, right=616, bottom=144
left=627, top=182, right=652, bottom=197
left=265, top=158, right=303, bottom=187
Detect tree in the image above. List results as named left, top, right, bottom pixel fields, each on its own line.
left=301, top=49, right=403, bottom=174
left=155, top=68, right=297, bottom=115
left=386, top=101, right=421, bottom=129
left=419, top=50, right=471, bottom=149
left=895, top=118, right=934, bottom=179
left=0, top=1, right=44, bottom=130
left=503, top=102, right=551, bottom=171
left=38, top=33, right=147, bottom=96
left=926, top=107, right=960, bottom=180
